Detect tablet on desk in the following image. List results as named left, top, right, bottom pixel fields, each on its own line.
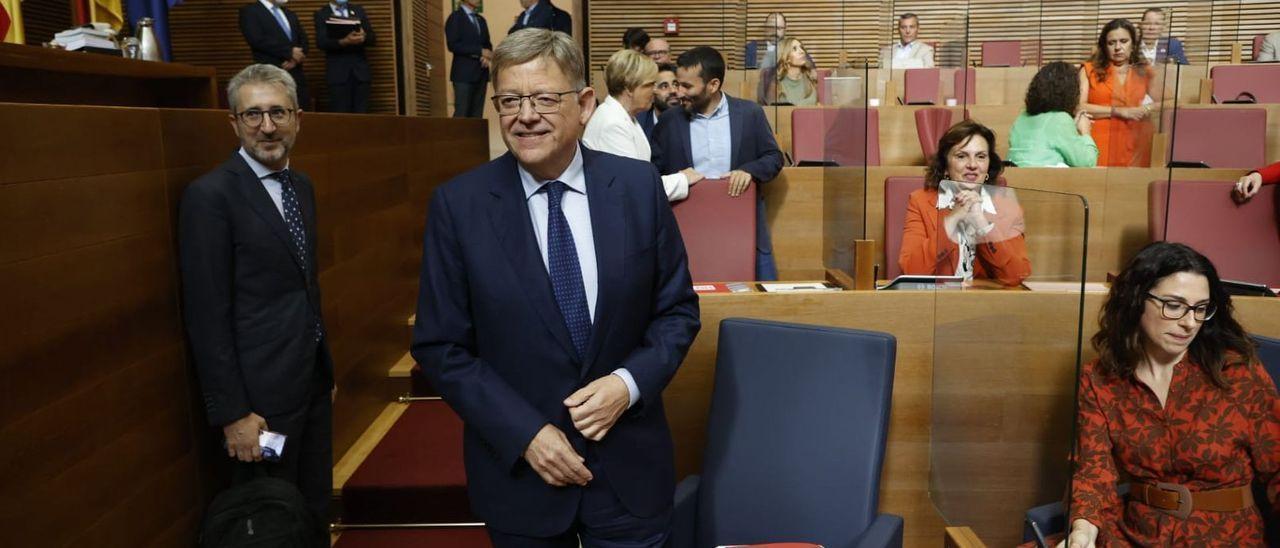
left=876, top=274, right=965, bottom=291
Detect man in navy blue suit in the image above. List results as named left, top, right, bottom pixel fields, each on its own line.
left=651, top=46, right=784, bottom=280
left=411, top=28, right=700, bottom=547
left=1139, top=7, right=1188, bottom=65
left=509, top=0, right=572, bottom=36
left=446, top=0, right=492, bottom=118
left=636, top=62, right=678, bottom=139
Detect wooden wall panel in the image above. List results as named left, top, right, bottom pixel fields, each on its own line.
left=588, top=0, right=1280, bottom=70
left=168, top=0, right=398, bottom=113
left=20, top=0, right=72, bottom=46
left=0, top=102, right=488, bottom=547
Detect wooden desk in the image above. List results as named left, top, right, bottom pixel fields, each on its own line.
left=671, top=289, right=1280, bottom=547
left=0, top=43, right=218, bottom=108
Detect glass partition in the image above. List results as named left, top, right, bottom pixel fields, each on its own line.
left=928, top=186, right=1089, bottom=547
left=819, top=59, right=871, bottom=278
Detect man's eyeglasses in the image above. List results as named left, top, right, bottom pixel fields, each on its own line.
left=491, top=90, right=580, bottom=116
left=1145, top=294, right=1216, bottom=322
left=235, top=107, right=296, bottom=127
left=645, top=48, right=670, bottom=56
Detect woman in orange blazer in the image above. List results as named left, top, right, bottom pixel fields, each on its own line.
left=899, top=120, right=1032, bottom=287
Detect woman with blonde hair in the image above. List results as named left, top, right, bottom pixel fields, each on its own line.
left=763, top=37, right=818, bottom=106
left=584, top=48, right=702, bottom=201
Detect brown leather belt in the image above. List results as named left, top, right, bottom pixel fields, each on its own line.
left=1129, top=482, right=1255, bottom=519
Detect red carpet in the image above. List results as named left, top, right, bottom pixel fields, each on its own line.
left=341, top=400, right=475, bottom=524
left=332, top=527, right=493, bottom=548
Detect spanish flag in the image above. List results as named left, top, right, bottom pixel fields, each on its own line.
left=1, top=0, right=23, bottom=44
left=89, top=0, right=124, bottom=30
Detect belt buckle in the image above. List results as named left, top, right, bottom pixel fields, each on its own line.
left=1155, top=482, right=1193, bottom=519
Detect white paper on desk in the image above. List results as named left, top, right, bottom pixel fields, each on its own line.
left=759, top=282, right=840, bottom=292
left=1023, top=281, right=1109, bottom=293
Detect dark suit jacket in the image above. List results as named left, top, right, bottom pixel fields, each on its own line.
left=445, top=6, right=492, bottom=84
left=1153, top=37, right=1189, bottom=65
left=240, top=2, right=308, bottom=67
left=410, top=147, right=700, bottom=536
left=508, top=0, right=571, bottom=36
left=179, top=152, right=333, bottom=427
left=636, top=108, right=658, bottom=140
left=650, top=94, right=783, bottom=187
left=314, top=3, right=375, bottom=84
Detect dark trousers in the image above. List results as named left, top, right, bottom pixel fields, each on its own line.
left=453, top=81, right=488, bottom=118
left=289, top=67, right=312, bottom=111
left=232, top=372, right=332, bottom=542
left=486, top=451, right=670, bottom=548
left=329, top=78, right=371, bottom=113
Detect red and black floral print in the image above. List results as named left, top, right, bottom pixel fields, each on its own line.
left=1070, top=357, right=1280, bottom=546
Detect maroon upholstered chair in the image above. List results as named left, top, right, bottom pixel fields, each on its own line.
left=1163, top=108, right=1266, bottom=168
left=672, top=178, right=757, bottom=282
left=815, top=68, right=833, bottom=104
left=1210, top=64, right=1280, bottom=103
left=914, top=108, right=954, bottom=161
left=883, top=175, right=1009, bottom=280
left=902, top=68, right=941, bottom=105
left=953, top=67, right=977, bottom=106
left=790, top=107, right=881, bottom=167
left=1255, top=34, right=1267, bottom=62
left=981, top=40, right=1022, bottom=67
left=1149, top=180, right=1280, bottom=286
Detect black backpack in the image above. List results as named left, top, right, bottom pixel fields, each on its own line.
left=199, top=476, right=319, bottom=548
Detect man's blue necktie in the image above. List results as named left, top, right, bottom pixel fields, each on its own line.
left=271, top=6, right=292, bottom=41
left=543, top=181, right=591, bottom=359
left=275, top=170, right=323, bottom=342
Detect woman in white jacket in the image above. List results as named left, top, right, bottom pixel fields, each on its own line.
left=584, top=49, right=703, bottom=201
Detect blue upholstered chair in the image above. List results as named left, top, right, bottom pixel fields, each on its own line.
left=666, top=318, right=903, bottom=548
left=1023, top=334, right=1280, bottom=544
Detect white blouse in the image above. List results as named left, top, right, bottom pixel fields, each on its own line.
left=583, top=95, right=691, bottom=202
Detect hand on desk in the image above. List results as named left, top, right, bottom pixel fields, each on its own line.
left=524, top=424, right=592, bottom=487
left=680, top=168, right=704, bottom=186
left=727, top=170, right=753, bottom=197
left=565, top=374, right=629, bottom=441
left=1056, top=518, right=1098, bottom=548
left=1234, top=171, right=1263, bottom=202
left=223, top=412, right=268, bottom=462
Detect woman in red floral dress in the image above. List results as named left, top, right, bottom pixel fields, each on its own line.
left=1062, top=242, right=1280, bottom=547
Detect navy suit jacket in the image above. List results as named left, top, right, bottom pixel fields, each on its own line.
left=636, top=108, right=658, bottom=139
left=411, top=146, right=700, bottom=536
left=179, top=152, right=333, bottom=427
left=314, top=3, right=375, bottom=84
left=508, top=0, right=571, bottom=36
left=445, top=6, right=492, bottom=83
left=1153, top=37, right=1189, bottom=65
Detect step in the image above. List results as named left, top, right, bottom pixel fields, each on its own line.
left=341, top=400, right=474, bottom=524
left=333, top=402, right=408, bottom=497
left=388, top=352, right=438, bottom=397
left=332, top=526, right=492, bottom=548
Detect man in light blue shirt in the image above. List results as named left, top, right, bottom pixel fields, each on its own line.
left=651, top=46, right=784, bottom=280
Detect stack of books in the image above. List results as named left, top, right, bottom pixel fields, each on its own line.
left=52, top=26, right=119, bottom=54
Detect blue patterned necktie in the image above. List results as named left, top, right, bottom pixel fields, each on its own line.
left=271, top=5, right=292, bottom=40
left=274, top=169, right=324, bottom=341
left=543, top=181, right=591, bottom=359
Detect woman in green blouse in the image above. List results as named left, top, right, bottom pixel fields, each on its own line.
left=763, top=37, right=818, bottom=106
left=1008, top=61, right=1099, bottom=167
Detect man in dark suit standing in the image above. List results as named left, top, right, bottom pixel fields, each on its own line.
left=179, top=64, right=333, bottom=542
left=314, top=0, right=374, bottom=113
left=412, top=29, right=699, bottom=547
left=445, top=0, right=492, bottom=118
left=637, top=62, right=678, bottom=140
left=651, top=46, right=784, bottom=280
left=240, top=0, right=311, bottom=109
left=509, top=0, right=571, bottom=36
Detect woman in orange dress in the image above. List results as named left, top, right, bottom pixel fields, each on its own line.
left=1062, top=242, right=1280, bottom=547
left=1078, top=19, right=1158, bottom=167
left=898, top=120, right=1031, bottom=287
